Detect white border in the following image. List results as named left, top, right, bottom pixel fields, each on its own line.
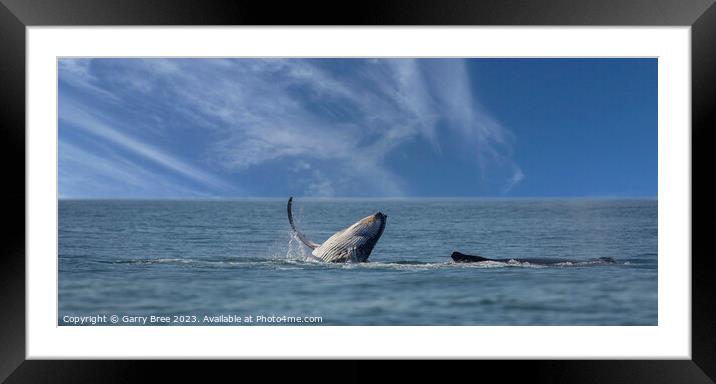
left=27, top=27, right=691, bottom=359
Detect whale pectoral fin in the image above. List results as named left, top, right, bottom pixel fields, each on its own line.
left=351, top=247, right=370, bottom=262
left=348, top=247, right=360, bottom=263
left=287, top=197, right=321, bottom=250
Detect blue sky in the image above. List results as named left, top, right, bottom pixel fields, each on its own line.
left=58, top=58, right=657, bottom=198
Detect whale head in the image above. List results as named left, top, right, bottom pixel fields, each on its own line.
left=287, top=197, right=387, bottom=262
left=321, top=211, right=386, bottom=262
left=349, top=211, right=387, bottom=238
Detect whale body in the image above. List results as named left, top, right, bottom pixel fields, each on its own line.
left=451, top=251, right=616, bottom=265
left=287, top=197, right=386, bottom=263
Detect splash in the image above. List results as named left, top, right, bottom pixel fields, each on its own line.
left=285, top=230, right=311, bottom=261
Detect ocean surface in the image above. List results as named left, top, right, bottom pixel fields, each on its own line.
left=58, top=199, right=657, bottom=325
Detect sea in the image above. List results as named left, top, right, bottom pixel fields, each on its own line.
left=58, top=198, right=657, bottom=326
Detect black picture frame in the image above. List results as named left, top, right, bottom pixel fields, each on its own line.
left=1, top=0, right=712, bottom=382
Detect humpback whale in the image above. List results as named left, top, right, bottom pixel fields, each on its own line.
left=287, top=197, right=387, bottom=263
left=451, top=251, right=616, bottom=265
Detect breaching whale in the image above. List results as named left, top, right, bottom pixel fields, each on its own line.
left=450, top=251, right=616, bottom=265
left=287, top=197, right=386, bottom=263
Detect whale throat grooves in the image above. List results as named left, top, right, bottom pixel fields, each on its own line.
left=286, top=197, right=387, bottom=263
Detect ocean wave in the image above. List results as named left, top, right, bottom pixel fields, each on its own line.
left=86, top=232, right=627, bottom=270
left=87, top=255, right=627, bottom=271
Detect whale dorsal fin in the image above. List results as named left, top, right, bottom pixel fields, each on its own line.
left=287, top=197, right=321, bottom=250
left=451, top=251, right=492, bottom=263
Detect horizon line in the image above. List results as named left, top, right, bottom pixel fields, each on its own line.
left=58, top=195, right=658, bottom=201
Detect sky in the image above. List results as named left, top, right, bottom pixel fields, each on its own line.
left=58, top=58, right=657, bottom=198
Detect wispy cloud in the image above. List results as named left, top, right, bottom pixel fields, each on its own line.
left=59, top=58, right=522, bottom=197
left=418, top=59, right=523, bottom=190
left=59, top=96, right=237, bottom=193
left=503, top=167, right=525, bottom=193
left=59, top=139, right=213, bottom=198
left=58, top=59, right=120, bottom=102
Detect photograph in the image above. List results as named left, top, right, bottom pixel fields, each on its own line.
left=58, top=57, right=658, bottom=326
left=2, top=0, right=710, bottom=379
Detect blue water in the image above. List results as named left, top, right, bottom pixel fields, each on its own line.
left=58, top=199, right=657, bottom=325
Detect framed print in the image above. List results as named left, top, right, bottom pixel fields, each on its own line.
left=1, top=0, right=714, bottom=382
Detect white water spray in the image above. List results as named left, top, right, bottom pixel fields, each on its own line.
left=286, top=230, right=310, bottom=261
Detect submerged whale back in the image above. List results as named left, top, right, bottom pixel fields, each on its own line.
left=451, top=251, right=616, bottom=265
